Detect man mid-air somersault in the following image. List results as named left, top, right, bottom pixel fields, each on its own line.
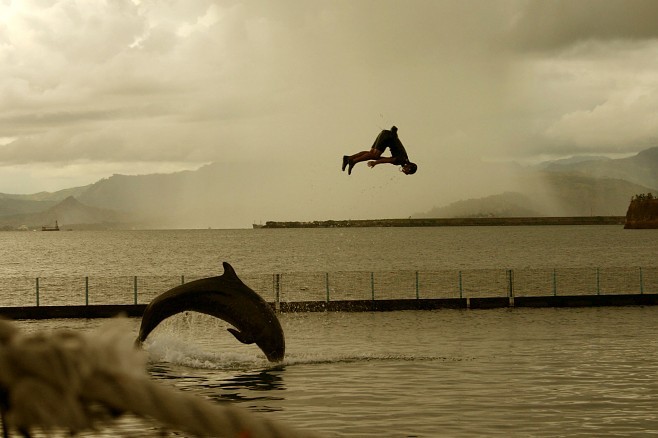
left=342, top=125, right=418, bottom=176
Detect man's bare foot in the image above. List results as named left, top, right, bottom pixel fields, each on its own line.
left=348, top=160, right=356, bottom=175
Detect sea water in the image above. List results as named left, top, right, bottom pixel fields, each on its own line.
left=1, top=225, right=657, bottom=277
left=3, top=226, right=658, bottom=436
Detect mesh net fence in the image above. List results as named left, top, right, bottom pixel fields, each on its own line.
left=1, top=266, right=657, bottom=307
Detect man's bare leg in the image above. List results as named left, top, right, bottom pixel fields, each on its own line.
left=346, top=149, right=381, bottom=175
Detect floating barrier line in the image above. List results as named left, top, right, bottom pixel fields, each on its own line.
left=0, top=294, right=658, bottom=320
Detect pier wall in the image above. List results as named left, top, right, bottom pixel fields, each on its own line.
left=259, top=216, right=626, bottom=228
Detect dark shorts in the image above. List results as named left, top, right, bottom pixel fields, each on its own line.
left=371, top=130, right=409, bottom=165
left=372, top=130, right=393, bottom=153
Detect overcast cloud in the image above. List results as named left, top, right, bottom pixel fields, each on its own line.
left=2, top=1, right=658, bottom=216
left=507, top=0, right=658, bottom=159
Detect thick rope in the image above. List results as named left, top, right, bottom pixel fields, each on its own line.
left=0, top=319, right=321, bottom=437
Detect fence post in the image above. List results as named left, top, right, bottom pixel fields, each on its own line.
left=85, top=276, right=89, bottom=306
left=507, top=269, right=514, bottom=297
left=36, top=277, right=39, bottom=307
left=458, top=271, right=463, bottom=299
left=274, top=273, right=281, bottom=312
left=415, top=271, right=419, bottom=299
left=640, top=267, right=644, bottom=294
left=134, top=276, right=138, bottom=305
left=181, top=275, right=185, bottom=285
left=552, top=269, right=557, bottom=296
left=371, top=272, right=375, bottom=300
left=325, top=273, right=330, bottom=302
left=507, top=269, right=514, bottom=307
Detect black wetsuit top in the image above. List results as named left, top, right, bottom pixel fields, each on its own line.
left=372, top=129, right=409, bottom=165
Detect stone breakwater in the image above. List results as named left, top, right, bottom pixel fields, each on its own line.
left=258, top=216, right=626, bottom=229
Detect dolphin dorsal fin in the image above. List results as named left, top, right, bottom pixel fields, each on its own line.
left=222, top=262, right=239, bottom=279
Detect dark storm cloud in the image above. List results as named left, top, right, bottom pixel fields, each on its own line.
left=510, top=0, right=658, bottom=51
left=0, top=0, right=512, bottom=167
left=498, top=0, right=658, bottom=160
left=2, top=0, right=658, bottom=222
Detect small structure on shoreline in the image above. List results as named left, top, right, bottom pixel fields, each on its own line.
left=41, top=220, right=60, bottom=231
left=624, top=193, right=658, bottom=229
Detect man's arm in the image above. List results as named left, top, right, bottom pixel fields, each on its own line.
left=367, top=156, right=397, bottom=168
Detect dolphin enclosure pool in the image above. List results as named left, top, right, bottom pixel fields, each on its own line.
left=12, top=306, right=658, bottom=437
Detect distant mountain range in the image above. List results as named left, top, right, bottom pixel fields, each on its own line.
left=414, top=147, right=658, bottom=219
left=416, top=172, right=653, bottom=218
left=543, top=147, right=658, bottom=189
left=1, top=147, right=658, bottom=229
left=0, top=196, right=132, bottom=230
left=0, top=162, right=297, bottom=229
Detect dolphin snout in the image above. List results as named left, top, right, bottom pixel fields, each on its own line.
left=258, top=338, right=285, bottom=362
left=265, top=349, right=285, bottom=362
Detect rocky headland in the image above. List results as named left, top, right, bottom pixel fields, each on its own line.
left=624, top=194, right=658, bottom=229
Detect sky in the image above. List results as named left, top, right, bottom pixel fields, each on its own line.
left=2, top=0, right=658, bottom=220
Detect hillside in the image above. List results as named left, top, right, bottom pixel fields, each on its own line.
left=416, top=192, right=542, bottom=218
left=75, top=162, right=289, bottom=228
left=1, top=147, right=658, bottom=229
left=0, top=196, right=133, bottom=230
left=416, top=171, right=655, bottom=218
left=543, top=146, right=658, bottom=189
left=0, top=186, right=90, bottom=217
left=416, top=147, right=658, bottom=219
left=0, top=196, right=57, bottom=217
left=0, top=162, right=309, bottom=229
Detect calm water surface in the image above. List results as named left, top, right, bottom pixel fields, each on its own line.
left=1, top=226, right=657, bottom=276
left=3, top=226, right=658, bottom=436
left=16, top=307, right=658, bottom=437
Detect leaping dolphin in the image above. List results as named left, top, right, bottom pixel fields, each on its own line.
left=136, top=262, right=285, bottom=362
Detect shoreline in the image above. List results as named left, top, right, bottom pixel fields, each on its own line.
left=256, top=216, right=626, bottom=229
